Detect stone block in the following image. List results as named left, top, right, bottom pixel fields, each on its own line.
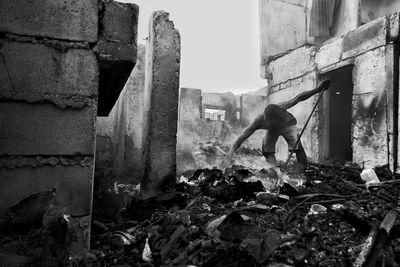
left=0, top=163, right=93, bottom=216
left=315, top=37, right=343, bottom=70
left=342, top=17, right=387, bottom=59
left=0, top=41, right=98, bottom=103
left=142, top=11, right=181, bottom=197
left=0, top=0, right=98, bottom=42
left=100, top=1, right=139, bottom=43
left=179, top=88, right=202, bottom=122
left=0, top=103, right=96, bottom=155
left=267, top=46, right=316, bottom=85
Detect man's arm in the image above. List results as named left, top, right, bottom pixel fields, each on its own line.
left=279, top=80, right=331, bottom=110
left=227, top=118, right=260, bottom=156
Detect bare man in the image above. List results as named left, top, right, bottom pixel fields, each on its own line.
left=227, top=80, right=331, bottom=169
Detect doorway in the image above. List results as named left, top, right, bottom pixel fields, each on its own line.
left=323, top=66, right=354, bottom=162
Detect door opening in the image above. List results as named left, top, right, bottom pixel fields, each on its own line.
left=323, top=66, right=354, bottom=163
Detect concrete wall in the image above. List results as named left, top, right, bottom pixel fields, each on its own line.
left=0, top=0, right=138, bottom=254
left=141, top=11, right=181, bottom=197
left=263, top=13, right=400, bottom=170
left=362, top=0, right=400, bottom=24
left=259, top=0, right=308, bottom=65
left=259, top=0, right=361, bottom=71
left=95, top=44, right=146, bottom=183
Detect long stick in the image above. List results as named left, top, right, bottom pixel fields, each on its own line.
left=284, top=88, right=326, bottom=167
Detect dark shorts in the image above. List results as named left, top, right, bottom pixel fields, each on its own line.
left=262, top=125, right=304, bottom=153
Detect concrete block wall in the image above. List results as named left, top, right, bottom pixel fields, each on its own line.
left=264, top=13, right=400, bottom=170
left=0, top=0, right=138, bottom=255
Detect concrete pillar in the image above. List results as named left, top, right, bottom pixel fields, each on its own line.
left=141, top=11, right=181, bottom=197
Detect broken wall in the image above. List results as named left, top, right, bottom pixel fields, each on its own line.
left=0, top=0, right=138, bottom=253
left=95, top=44, right=146, bottom=183
left=263, top=13, right=400, bottom=170
left=177, top=88, right=269, bottom=171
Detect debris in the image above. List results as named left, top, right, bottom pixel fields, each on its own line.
left=360, top=168, right=380, bottom=188
left=240, top=229, right=281, bottom=264
left=307, top=204, right=327, bottom=215
left=142, top=237, right=153, bottom=263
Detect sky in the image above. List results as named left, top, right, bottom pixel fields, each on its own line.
left=122, top=0, right=267, bottom=94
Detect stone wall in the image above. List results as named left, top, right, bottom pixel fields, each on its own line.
left=263, top=13, right=400, bottom=170
left=0, top=0, right=138, bottom=254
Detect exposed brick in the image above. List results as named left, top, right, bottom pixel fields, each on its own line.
left=0, top=0, right=98, bottom=42
left=0, top=103, right=96, bottom=156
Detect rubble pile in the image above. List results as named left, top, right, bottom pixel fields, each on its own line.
left=1, top=163, right=399, bottom=266
left=88, top=164, right=400, bottom=266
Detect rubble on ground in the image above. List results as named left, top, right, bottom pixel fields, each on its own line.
left=1, top=163, right=400, bottom=266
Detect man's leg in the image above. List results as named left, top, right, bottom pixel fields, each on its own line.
left=282, top=126, right=307, bottom=169
left=262, top=130, right=279, bottom=167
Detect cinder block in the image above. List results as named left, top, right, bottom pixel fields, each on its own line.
left=0, top=103, right=96, bottom=156
left=0, top=163, right=93, bottom=216
left=342, top=17, right=387, bottom=59
left=315, top=37, right=343, bottom=70
left=268, top=46, right=316, bottom=85
left=100, top=1, right=139, bottom=43
left=94, top=40, right=137, bottom=62
left=0, top=0, right=98, bottom=42
left=142, top=11, right=181, bottom=196
left=0, top=41, right=98, bottom=99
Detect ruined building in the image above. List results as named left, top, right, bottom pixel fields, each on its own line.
left=0, top=0, right=139, bottom=256
left=259, top=0, right=400, bottom=171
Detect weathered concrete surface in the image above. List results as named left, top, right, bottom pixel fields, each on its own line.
left=101, top=0, right=138, bottom=42
left=0, top=0, right=98, bottom=42
left=266, top=46, right=316, bottom=85
left=95, top=44, right=146, bottom=182
left=342, top=17, right=387, bottom=60
left=0, top=103, right=96, bottom=156
left=352, top=47, right=390, bottom=168
left=0, top=39, right=98, bottom=108
left=259, top=0, right=307, bottom=64
left=0, top=160, right=93, bottom=216
left=96, top=1, right=138, bottom=116
left=141, top=11, right=181, bottom=196
left=362, top=0, right=400, bottom=24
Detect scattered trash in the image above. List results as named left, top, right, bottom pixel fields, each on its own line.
left=142, top=237, right=153, bottom=263
left=360, top=168, right=380, bottom=188
left=308, top=204, right=327, bottom=215
left=4, top=163, right=400, bottom=266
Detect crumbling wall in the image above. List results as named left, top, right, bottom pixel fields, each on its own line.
left=264, top=13, right=400, bottom=170
left=177, top=88, right=269, bottom=171
left=0, top=0, right=138, bottom=255
left=141, top=11, right=181, bottom=197
left=95, top=44, right=146, bottom=183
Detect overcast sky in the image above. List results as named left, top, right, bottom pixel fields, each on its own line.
left=122, top=0, right=267, bottom=94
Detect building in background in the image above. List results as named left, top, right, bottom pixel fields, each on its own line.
left=259, top=0, right=400, bottom=171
